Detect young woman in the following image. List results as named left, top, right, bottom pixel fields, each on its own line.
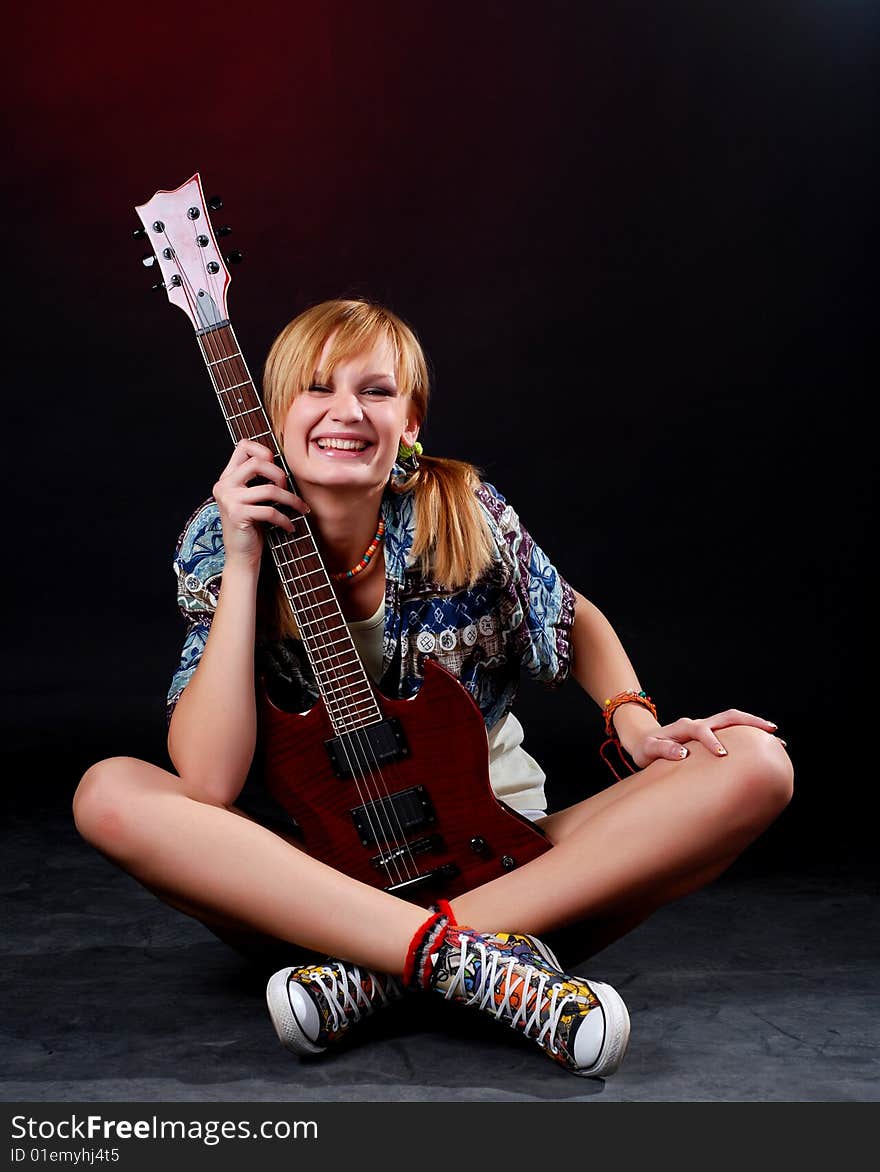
left=73, top=298, right=793, bottom=1079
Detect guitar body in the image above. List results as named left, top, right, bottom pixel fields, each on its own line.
left=257, top=657, right=551, bottom=907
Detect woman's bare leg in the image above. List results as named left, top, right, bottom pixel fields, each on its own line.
left=451, top=725, right=793, bottom=940
left=74, top=724, right=792, bottom=976
left=73, top=758, right=427, bottom=974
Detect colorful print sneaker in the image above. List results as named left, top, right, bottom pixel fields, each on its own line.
left=429, top=927, right=630, bottom=1077
left=266, top=960, right=403, bottom=1056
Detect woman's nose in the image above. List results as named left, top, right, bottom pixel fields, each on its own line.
left=331, top=392, right=364, bottom=422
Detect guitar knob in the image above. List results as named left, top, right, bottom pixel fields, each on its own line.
left=500, top=855, right=516, bottom=871
left=469, top=836, right=490, bottom=857
left=132, top=227, right=147, bottom=240
left=225, top=250, right=243, bottom=264
left=217, top=225, right=232, bottom=237
left=207, top=195, right=223, bottom=211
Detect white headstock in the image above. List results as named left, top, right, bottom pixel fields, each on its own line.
left=134, top=173, right=232, bottom=331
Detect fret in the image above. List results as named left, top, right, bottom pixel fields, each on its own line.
left=222, top=404, right=264, bottom=422
left=287, top=594, right=338, bottom=617
left=309, top=647, right=362, bottom=670
left=216, top=379, right=253, bottom=394
left=322, top=684, right=374, bottom=706
left=274, top=545, right=321, bottom=568
left=207, top=353, right=242, bottom=366
left=336, top=714, right=384, bottom=734
left=333, top=707, right=383, bottom=731
left=324, top=702, right=378, bottom=728
left=280, top=564, right=335, bottom=586
left=250, top=430, right=275, bottom=441
left=298, top=626, right=356, bottom=649
left=296, top=619, right=348, bottom=640
left=275, top=549, right=323, bottom=567
left=318, top=692, right=381, bottom=726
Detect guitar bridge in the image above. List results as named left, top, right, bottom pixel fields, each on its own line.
left=384, top=864, right=461, bottom=896
left=370, top=834, right=444, bottom=871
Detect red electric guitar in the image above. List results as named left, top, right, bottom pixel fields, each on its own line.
left=134, top=173, right=550, bottom=905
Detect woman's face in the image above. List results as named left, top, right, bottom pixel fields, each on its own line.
left=281, top=334, right=419, bottom=495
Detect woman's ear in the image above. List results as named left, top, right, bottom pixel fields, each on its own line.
left=401, top=419, right=420, bottom=448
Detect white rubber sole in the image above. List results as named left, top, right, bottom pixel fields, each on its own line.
left=265, top=967, right=324, bottom=1056
left=576, top=980, right=631, bottom=1078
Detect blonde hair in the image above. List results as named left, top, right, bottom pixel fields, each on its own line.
left=259, top=299, right=496, bottom=639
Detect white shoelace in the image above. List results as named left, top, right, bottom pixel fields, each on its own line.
left=442, top=939, right=587, bottom=1056
left=306, top=964, right=398, bottom=1033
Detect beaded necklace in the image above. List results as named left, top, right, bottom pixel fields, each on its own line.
left=329, top=519, right=386, bottom=582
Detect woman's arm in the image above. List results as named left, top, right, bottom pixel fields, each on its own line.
left=167, top=440, right=306, bottom=806
left=569, top=589, right=780, bottom=769
left=167, top=559, right=261, bottom=804
left=569, top=590, right=664, bottom=754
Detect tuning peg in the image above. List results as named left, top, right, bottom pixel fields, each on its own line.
left=217, top=225, right=232, bottom=237
left=142, top=254, right=157, bottom=267
left=207, top=195, right=223, bottom=211
left=132, top=226, right=147, bottom=240
left=151, top=280, right=166, bottom=291
left=225, top=250, right=243, bottom=264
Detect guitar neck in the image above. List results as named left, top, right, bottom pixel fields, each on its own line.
left=195, top=322, right=382, bottom=735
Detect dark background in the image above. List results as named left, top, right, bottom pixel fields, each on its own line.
left=4, top=2, right=874, bottom=867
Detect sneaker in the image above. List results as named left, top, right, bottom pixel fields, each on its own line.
left=266, top=960, right=403, bottom=1056
left=430, top=927, right=630, bottom=1077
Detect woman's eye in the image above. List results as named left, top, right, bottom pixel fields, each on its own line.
left=308, top=384, right=331, bottom=393
left=364, top=387, right=392, bottom=396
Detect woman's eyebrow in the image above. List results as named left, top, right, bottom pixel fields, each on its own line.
left=312, top=372, right=397, bottom=383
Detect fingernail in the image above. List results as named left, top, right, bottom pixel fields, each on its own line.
left=679, top=748, right=688, bottom=759
left=779, top=739, right=787, bottom=747
left=768, top=722, right=778, bottom=730
left=716, top=746, right=728, bottom=756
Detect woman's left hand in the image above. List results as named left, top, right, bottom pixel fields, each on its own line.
left=625, top=710, right=783, bottom=770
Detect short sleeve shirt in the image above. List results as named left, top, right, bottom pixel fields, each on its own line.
left=167, top=481, right=576, bottom=732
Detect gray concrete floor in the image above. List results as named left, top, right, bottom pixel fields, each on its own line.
left=2, top=804, right=878, bottom=1102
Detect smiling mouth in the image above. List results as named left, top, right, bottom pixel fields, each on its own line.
left=313, top=438, right=371, bottom=452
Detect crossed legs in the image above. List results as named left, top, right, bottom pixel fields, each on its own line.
left=72, top=725, right=793, bottom=971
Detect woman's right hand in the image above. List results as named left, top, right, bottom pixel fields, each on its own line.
left=212, top=440, right=310, bottom=569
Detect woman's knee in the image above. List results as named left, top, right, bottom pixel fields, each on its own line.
left=712, top=725, right=794, bottom=827
left=72, top=756, right=155, bottom=852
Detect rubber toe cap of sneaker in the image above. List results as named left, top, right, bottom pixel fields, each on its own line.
left=265, top=968, right=323, bottom=1056
left=287, top=982, right=321, bottom=1043
left=575, top=981, right=631, bottom=1078
left=572, top=1004, right=606, bottom=1070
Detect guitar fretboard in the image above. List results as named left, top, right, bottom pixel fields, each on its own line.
left=196, top=322, right=382, bottom=735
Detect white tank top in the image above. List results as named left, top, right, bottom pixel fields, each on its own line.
left=347, top=600, right=547, bottom=818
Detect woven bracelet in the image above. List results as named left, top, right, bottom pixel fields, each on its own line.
left=599, top=690, right=658, bottom=781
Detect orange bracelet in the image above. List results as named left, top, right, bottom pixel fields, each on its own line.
left=603, top=689, right=657, bottom=736
left=599, top=690, right=658, bottom=781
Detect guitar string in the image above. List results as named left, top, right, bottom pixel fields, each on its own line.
left=162, top=227, right=418, bottom=883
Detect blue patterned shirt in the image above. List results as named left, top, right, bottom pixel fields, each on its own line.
left=167, top=482, right=575, bottom=729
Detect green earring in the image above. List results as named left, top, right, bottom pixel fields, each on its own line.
left=397, top=440, right=423, bottom=462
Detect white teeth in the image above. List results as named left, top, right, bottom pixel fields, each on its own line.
left=316, top=438, right=368, bottom=451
